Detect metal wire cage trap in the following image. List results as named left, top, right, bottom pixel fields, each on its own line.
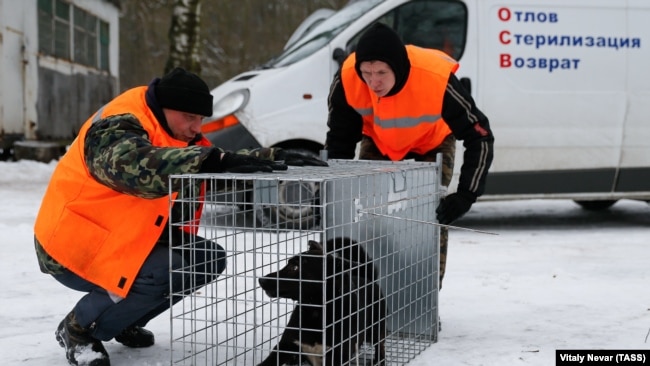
left=169, top=159, right=443, bottom=365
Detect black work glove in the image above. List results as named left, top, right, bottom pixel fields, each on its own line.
left=276, top=149, right=328, bottom=167
left=436, top=190, right=476, bottom=225
left=220, top=152, right=288, bottom=173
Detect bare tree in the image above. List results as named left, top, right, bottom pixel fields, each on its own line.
left=119, top=0, right=349, bottom=90
left=119, top=0, right=171, bottom=89
left=165, top=0, right=203, bottom=75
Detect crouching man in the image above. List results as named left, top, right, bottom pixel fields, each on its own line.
left=34, top=67, right=287, bottom=365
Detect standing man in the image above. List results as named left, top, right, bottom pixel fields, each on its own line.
left=34, top=67, right=288, bottom=366
left=325, top=23, right=494, bottom=289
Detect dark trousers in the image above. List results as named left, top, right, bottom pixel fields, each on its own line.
left=52, top=234, right=226, bottom=341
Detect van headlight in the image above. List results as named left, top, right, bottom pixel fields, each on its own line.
left=212, top=89, right=250, bottom=120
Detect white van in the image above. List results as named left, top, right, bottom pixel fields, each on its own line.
left=203, top=0, right=650, bottom=210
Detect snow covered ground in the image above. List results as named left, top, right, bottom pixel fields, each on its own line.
left=2, top=159, right=649, bottom=365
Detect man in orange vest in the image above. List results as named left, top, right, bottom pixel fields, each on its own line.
left=325, top=23, right=494, bottom=290
left=34, top=68, right=289, bottom=366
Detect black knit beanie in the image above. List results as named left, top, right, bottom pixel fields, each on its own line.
left=155, top=67, right=213, bottom=116
left=354, top=23, right=410, bottom=96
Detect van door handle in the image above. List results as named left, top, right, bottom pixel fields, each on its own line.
left=460, top=77, right=472, bottom=95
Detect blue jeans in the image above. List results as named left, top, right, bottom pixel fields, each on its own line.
left=52, top=234, right=226, bottom=341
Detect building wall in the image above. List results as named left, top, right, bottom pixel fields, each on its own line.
left=0, top=0, right=120, bottom=154
left=0, top=1, right=31, bottom=151
left=36, top=67, right=116, bottom=140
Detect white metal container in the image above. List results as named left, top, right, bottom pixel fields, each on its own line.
left=169, top=160, right=442, bottom=365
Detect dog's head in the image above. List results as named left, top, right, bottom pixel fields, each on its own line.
left=259, top=240, right=327, bottom=302
left=259, top=240, right=361, bottom=303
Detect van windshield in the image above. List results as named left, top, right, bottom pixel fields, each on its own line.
left=262, top=0, right=385, bottom=68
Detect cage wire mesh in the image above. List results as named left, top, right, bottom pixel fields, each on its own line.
left=169, top=159, right=443, bottom=365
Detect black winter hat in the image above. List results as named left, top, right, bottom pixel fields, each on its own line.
left=155, top=67, right=213, bottom=116
left=354, top=23, right=411, bottom=96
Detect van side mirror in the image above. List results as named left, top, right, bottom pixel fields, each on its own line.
left=333, top=48, right=347, bottom=67
left=460, top=77, right=472, bottom=95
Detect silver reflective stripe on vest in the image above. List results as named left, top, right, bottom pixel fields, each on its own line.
left=91, top=105, right=108, bottom=124
left=374, top=114, right=442, bottom=129
left=355, top=107, right=373, bottom=116
left=353, top=107, right=443, bottom=129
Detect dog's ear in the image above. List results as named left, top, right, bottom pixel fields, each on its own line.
left=308, top=240, right=323, bottom=252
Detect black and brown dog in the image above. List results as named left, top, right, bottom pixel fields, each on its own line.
left=258, top=238, right=386, bottom=366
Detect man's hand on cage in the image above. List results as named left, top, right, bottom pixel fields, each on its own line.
left=275, top=149, right=328, bottom=167
left=436, top=190, right=475, bottom=225
left=220, top=152, right=288, bottom=173
left=238, top=147, right=328, bottom=167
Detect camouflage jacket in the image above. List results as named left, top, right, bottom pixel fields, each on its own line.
left=35, top=111, right=219, bottom=275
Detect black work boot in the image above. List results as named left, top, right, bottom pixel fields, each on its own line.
left=55, top=311, right=110, bottom=366
left=114, top=326, right=155, bottom=348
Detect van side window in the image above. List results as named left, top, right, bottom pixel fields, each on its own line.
left=347, top=0, right=467, bottom=60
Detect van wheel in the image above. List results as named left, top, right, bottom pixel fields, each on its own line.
left=276, top=148, right=322, bottom=229
left=573, top=200, right=618, bottom=211
left=271, top=180, right=321, bottom=230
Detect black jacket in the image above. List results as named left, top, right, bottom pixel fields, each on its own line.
left=325, top=71, right=494, bottom=199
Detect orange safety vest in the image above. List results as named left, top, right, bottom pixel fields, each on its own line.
left=341, top=45, right=459, bottom=161
left=34, top=86, right=210, bottom=298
